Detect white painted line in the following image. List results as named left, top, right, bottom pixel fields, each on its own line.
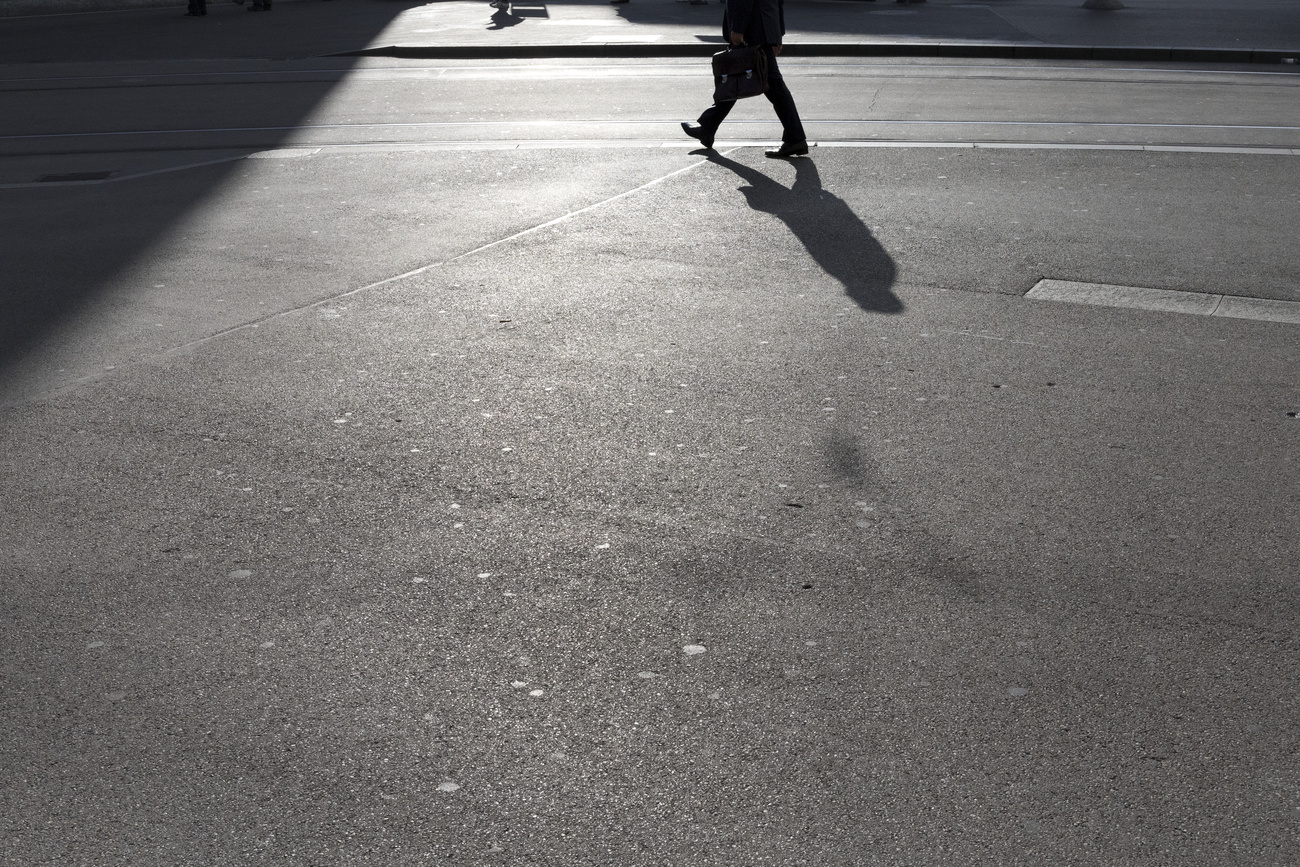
left=1143, top=144, right=1295, bottom=155
left=1026, top=279, right=1300, bottom=325
left=6, top=139, right=1293, bottom=189
left=972, top=141, right=1145, bottom=152
left=819, top=140, right=974, bottom=149
left=4, top=62, right=1297, bottom=87
left=299, top=140, right=1294, bottom=156
left=440, top=147, right=741, bottom=264
left=5, top=117, right=1299, bottom=142
left=246, top=148, right=322, bottom=159
left=581, top=35, right=664, bottom=43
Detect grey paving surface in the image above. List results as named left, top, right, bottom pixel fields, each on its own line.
left=4, top=145, right=1299, bottom=864
left=356, top=0, right=1300, bottom=56
left=2, top=0, right=1299, bottom=64
left=2, top=3, right=1299, bottom=865
left=6, top=139, right=1300, bottom=403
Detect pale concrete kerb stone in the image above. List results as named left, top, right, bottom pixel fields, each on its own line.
left=1027, top=280, right=1221, bottom=316
left=1026, top=279, right=1300, bottom=325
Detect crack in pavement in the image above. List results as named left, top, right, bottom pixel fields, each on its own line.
left=0, top=148, right=740, bottom=412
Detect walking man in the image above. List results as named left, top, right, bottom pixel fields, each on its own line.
left=681, top=0, right=808, bottom=158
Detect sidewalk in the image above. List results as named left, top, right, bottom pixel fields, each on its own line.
left=0, top=0, right=1298, bottom=65
left=357, top=0, right=1300, bottom=61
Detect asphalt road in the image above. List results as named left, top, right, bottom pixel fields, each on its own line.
left=2, top=50, right=1298, bottom=866
left=3, top=57, right=1298, bottom=396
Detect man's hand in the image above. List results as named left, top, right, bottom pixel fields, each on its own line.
left=773, top=43, right=782, bottom=55
left=731, top=31, right=744, bottom=45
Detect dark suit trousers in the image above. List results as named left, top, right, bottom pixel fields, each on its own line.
left=696, top=46, right=806, bottom=144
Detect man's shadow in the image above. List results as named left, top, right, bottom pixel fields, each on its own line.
left=487, top=5, right=523, bottom=30
left=706, top=153, right=902, bottom=314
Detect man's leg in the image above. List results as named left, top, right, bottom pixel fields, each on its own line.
left=697, top=99, right=736, bottom=137
left=763, top=49, right=806, bottom=144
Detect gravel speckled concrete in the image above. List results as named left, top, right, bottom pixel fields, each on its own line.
left=3, top=145, right=1297, bottom=864
left=3, top=8, right=1298, bottom=859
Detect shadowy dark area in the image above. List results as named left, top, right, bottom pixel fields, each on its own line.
left=0, top=168, right=232, bottom=373
left=820, top=427, right=866, bottom=481
left=708, top=152, right=901, bottom=314
left=0, top=0, right=419, bottom=375
left=488, top=4, right=524, bottom=30
left=0, top=0, right=428, bottom=63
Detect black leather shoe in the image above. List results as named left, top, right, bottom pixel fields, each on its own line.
left=765, top=141, right=809, bottom=159
left=681, top=122, right=714, bottom=150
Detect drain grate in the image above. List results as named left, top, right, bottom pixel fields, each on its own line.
left=37, top=171, right=115, bottom=183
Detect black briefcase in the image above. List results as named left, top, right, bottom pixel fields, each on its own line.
left=712, top=45, right=768, bottom=102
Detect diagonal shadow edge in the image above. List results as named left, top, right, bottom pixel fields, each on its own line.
left=0, top=1, right=432, bottom=382
left=0, top=149, right=730, bottom=412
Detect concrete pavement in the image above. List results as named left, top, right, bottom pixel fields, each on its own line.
left=2, top=2, right=1299, bottom=864
left=345, top=0, right=1300, bottom=62
left=3, top=142, right=1298, bottom=864
left=2, top=0, right=1300, bottom=64
left=4, top=55, right=1298, bottom=401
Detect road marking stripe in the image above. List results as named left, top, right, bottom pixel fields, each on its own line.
left=4, top=118, right=1300, bottom=142
left=300, top=139, right=1298, bottom=156
left=3, top=62, right=1299, bottom=86
left=1026, top=280, right=1300, bottom=325
left=3, top=139, right=1295, bottom=189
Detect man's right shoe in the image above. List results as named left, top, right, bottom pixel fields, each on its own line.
left=681, top=122, right=715, bottom=150
left=765, top=141, right=809, bottom=158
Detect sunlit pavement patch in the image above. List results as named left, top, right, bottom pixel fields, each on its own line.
left=6, top=141, right=1296, bottom=191
left=1026, top=279, right=1300, bottom=324
left=247, top=148, right=322, bottom=159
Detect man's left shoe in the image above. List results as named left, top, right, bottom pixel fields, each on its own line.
left=764, top=141, right=809, bottom=159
